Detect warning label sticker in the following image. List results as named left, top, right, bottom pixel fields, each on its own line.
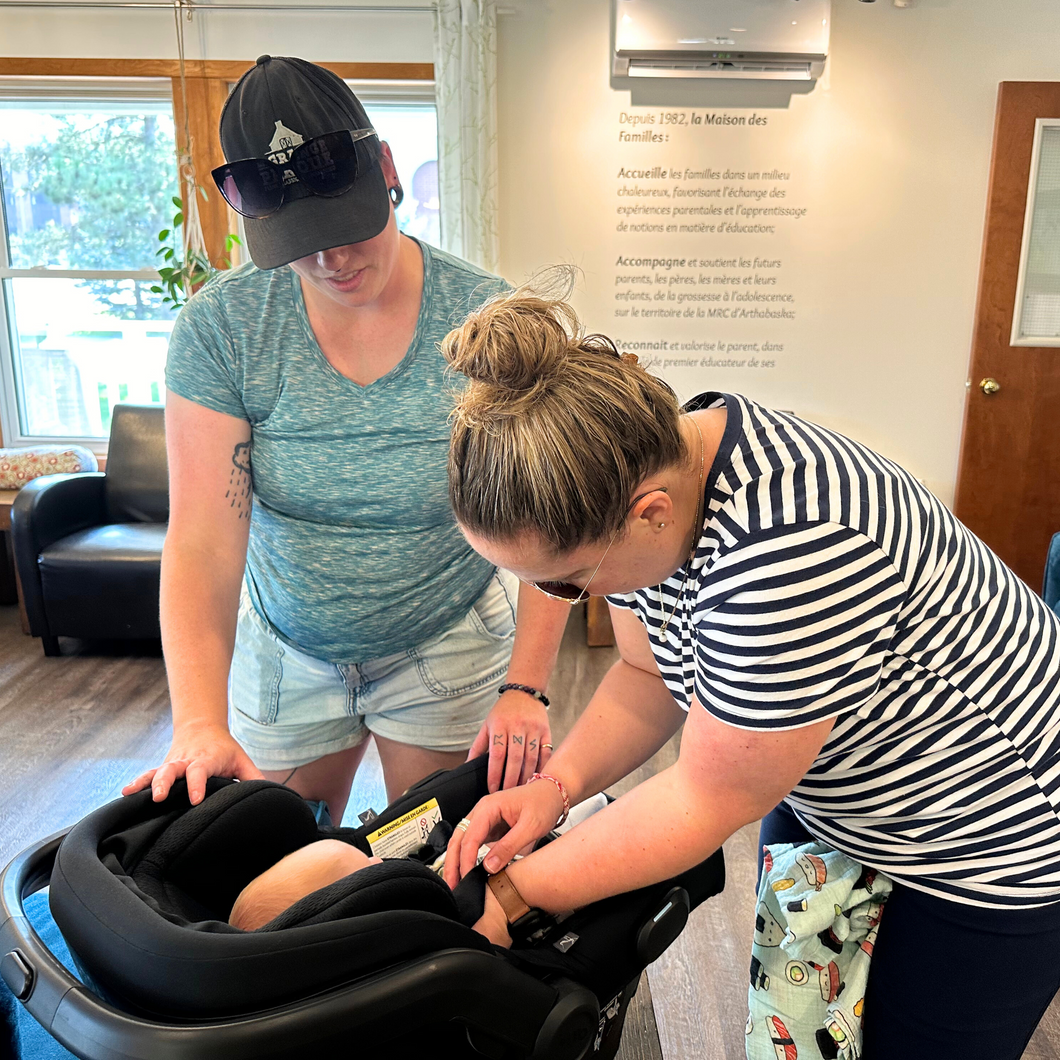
left=365, top=798, right=443, bottom=859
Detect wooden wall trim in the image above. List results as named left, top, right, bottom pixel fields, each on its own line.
left=0, top=54, right=434, bottom=270
left=171, top=75, right=232, bottom=267
left=0, top=58, right=434, bottom=81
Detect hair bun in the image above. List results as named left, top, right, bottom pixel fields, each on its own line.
left=443, top=290, right=580, bottom=394
left=445, top=271, right=685, bottom=553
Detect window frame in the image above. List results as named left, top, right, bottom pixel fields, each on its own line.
left=1011, top=117, right=1060, bottom=347
left=0, top=58, right=435, bottom=453
left=0, top=79, right=178, bottom=451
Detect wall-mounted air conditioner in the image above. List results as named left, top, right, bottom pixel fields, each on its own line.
left=613, top=0, right=831, bottom=82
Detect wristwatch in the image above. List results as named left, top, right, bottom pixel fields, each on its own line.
left=486, top=869, right=553, bottom=944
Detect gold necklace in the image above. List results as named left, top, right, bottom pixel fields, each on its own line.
left=660, top=416, right=705, bottom=635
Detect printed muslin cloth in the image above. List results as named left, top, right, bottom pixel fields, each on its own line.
left=745, top=842, right=892, bottom=1060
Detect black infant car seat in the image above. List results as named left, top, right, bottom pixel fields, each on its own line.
left=0, top=757, right=724, bottom=1060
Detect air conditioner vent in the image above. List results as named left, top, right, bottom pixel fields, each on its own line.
left=614, top=0, right=830, bottom=84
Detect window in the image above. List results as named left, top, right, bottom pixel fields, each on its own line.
left=352, top=79, right=440, bottom=247
left=363, top=101, right=440, bottom=247
left=0, top=75, right=439, bottom=447
left=0, top=82, right=178, bottom=444
left=1012, top=118, right=1060, bottom=346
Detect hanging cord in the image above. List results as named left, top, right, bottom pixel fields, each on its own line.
left=172, top=0, right=210, bottom=273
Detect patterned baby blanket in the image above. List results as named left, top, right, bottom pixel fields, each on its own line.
left=746, top=842, right=892, bottom=1060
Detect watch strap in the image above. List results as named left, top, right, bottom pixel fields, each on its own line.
left=486, top=869, right=532, bottom=925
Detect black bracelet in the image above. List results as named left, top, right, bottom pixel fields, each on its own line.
left=497, top=683, right=550, bottom=709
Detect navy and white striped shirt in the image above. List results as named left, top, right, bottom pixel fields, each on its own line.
left=609, top=393, right=1060, bottom=908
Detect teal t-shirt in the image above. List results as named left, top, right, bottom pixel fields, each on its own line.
left=165, top=240, right=505, bottom=663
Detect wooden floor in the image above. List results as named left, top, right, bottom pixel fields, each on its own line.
left=3, top=602, right=1060, bottom=1058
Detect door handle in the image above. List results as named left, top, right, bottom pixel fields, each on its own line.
left=979, top=377, right=1001, bottom=395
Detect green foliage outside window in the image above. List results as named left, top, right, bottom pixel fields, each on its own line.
left=8, top=113, right=178, bottom=320
left=6, top=111, right=240, bottom=318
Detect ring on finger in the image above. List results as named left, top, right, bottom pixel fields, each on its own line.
left=456, top=818, right=472, bottom=832
left=542, top=743, right=554, bottom=751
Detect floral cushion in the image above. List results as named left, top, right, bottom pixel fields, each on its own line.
left=0, top=446, right=98, bottom=490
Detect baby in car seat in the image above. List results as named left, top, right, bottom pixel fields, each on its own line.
left=228, top=793, right=613, bottom=933
left=230, top=840, right=383, bottom=931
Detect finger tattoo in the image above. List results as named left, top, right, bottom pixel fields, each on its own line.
left=529, top=738, right=538, bottom=752
left=512, top=735, right=523, bottom=745
left=493, top=734, right=506, bottom=746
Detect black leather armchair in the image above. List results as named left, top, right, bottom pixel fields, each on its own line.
left=12, top=405, right=168, bottom=656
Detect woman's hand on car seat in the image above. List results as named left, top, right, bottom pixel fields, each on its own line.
left=444, top=779, right=565, bottom=888
left=122, top=722, right=265, bottom=805
left=473, top=884, right=513, bottom=948
left=467, top=690, right=553, bottom=793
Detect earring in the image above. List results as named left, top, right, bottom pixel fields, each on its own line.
left=389, top=183, right=404, bottom=207
left=658, top=522, right=666, bottom=529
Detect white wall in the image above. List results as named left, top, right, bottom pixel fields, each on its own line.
left=0, top=1, right=434, bottom=63
left=6, top=0, right=1059, bottom=501
left=494, top=0, right=1060, bottom=504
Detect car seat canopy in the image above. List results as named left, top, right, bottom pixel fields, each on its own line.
left=49, top=779, right=485, bottom=1018
left=127, top=780, right=325, bottom=922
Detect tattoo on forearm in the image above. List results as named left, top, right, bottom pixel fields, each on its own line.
left=528, top=738, right=537, bottom=752
left=494, top=734, right=505, bottom=746
left=226, top=441, right=253, bottom=521
left=512, top=735, right=523, bottom=746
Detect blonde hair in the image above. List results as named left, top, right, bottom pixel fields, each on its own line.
left=443, top=269, right=686, bottom=552
left=229, top=840, right=372, bottom=932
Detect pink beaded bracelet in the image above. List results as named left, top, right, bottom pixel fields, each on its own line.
left=529, top=772, right=570, bottom=827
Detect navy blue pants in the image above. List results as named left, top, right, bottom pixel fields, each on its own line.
left=759, top=802, right=1060, bottom=1060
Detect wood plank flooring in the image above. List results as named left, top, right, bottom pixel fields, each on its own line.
left=0, top=611, right=171, bottom=871
left=3, top=602, right=1060, bottom=1059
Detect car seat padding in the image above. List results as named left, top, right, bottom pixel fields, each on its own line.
left=50, top=778, right=490, bottom=1018
left=131, top=781, right=323, bottom=921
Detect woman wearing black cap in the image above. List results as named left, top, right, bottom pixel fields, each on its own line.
left=124, top=56, right=569, bottom=822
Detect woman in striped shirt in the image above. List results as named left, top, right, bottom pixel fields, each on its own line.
left=442, top=281, right=1060, bottom=1057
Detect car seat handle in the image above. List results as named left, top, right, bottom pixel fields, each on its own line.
left=635, top=886, right=691, bottom=966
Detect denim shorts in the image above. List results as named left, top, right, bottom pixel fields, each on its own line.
left=228, top=569, right=518, bottom=770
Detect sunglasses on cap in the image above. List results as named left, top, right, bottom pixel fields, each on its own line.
left=532, top=489, right=666, bottom=604
left=211, top=127, right=378, bottom=220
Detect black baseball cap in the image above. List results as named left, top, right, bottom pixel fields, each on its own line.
left=219, top=55, right=391, bottom=270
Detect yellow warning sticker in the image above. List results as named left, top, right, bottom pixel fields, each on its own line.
left=365, top=797, right=443, bottom=859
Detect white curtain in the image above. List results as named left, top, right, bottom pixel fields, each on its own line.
left=433, top=0, right=500, bottom=273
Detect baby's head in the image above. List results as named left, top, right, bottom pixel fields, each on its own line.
left=229, top=839, right=381, bottom=931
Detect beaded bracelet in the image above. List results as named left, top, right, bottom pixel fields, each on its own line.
left=529, top=772, right=570, bottom=827
left=497, top=682, right=550, bottom=709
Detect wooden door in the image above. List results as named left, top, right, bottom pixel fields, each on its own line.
left=954, top=82, right=1060, bottom=591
